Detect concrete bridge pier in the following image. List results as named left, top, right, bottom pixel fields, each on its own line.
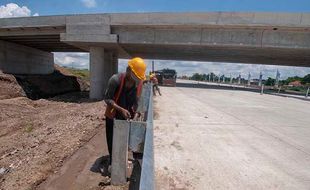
left=89, top=46, right=118, bottom=100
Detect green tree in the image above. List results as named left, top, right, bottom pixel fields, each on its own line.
left=301, top=74, right=310, bottom=85
left=265, top=77, right=275, bottom=86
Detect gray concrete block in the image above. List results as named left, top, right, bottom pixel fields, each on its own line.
left=66, top=23, right=111, bottom=35
left=301, top=13, right=310, bottom=25
left=89, top=47, right=118, bottom=100
left=61, top=33, right=118, bottom=43
left=201, top=28, right=262, bottom=47
left=0, top=16, right=66, bottom=28
left=262, top=30, right=310, bottom=48
left=253, top=13, right=302, bottom=26
left=111, top=120, right=130, bottom=185
left=154, top=28, right=201, bottom=44
left=110, top=13, right=149, bottom=25
left=217, top=12, right=255, bottom=25
left=118, top=28, right=155, bottom=44
left=129, top=121, right=146, bottom=153
left=66, top=14, right=110, bottom=24
left=148, top=13, right=219, bottom=25
left=0, top=40, right=54, bottom=74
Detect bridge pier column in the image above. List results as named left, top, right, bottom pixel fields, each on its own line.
left=89, top=47, right=118, bottom=100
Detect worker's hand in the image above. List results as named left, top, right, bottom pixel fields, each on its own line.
left=120, top=108, right=131, bottom=119
left=133, top=112, right=142, bottom=121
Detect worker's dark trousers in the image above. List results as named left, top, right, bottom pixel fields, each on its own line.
left=105, top=117, right=114, bottom=165
left=106, top=117, right=143, bottom=165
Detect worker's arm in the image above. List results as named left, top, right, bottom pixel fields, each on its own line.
left=104, top=74, right=131, bottom=119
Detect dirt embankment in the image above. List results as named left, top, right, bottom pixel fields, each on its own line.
left=0, top=66, right=106, bottom=190
left=0, top=65, right=89, bottom=100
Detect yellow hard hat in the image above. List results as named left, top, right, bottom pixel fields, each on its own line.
left=128, top=57, right=146, bottom=80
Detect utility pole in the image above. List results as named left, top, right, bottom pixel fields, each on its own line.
left=152, top=61, right=155, bottom=73
left=275, top=70, right=280, bottom=88
left=238, top=74, right=241, bottom=85
left=222, top=75, right=225, bottom=83
left=230, top=74, right=233, bottom=84
left=258, top=72, right=263, bottom=86
left=247, top=73, right=251, bottom=86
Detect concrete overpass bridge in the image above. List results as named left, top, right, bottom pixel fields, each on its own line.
left=0, top=12, right=310, bottom=99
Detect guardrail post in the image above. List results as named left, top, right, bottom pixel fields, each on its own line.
left=278, top=86, right=281, bottom=94
left=111, top=120, right=130, bottom=185
left=306, top=87, right=310, bottom=98
left=260, top=84, right=264, bottom=95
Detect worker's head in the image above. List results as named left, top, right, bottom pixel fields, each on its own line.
left=126, top=57, right=146, bottom=85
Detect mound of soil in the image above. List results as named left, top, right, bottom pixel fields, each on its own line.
left=0, top=65, right=89, bottom=100
left=0, top=71, right=26, bottom=100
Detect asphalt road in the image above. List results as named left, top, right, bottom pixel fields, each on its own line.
left=154, top=85, right=310, bottom=190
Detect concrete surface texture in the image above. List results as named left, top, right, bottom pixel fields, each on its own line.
left=0, top=40, right=54, bottom=74
left=154, top=86, right=310, bottom=190
left=89, top=47, right=118, bottom=99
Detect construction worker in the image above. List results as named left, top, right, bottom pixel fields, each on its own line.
left=104, top=57, right=146, bottom=170
left=150, top=73, right=161, bottom=96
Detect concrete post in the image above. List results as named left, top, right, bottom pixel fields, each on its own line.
left=222, top=75, right=225, bottom=83
left=259, top=72, right=263, bottom=86
left=112, top=53, right=119, bottom=74
left=306, top=87, right=309, bottom=98
left=89, top=47, right=118, bottom=100
left=238, top=74, right=241, bottom=85
left=278, top=86, right=282, bottom=94
left=275, top=70, right=280, bottom=88
left=261, top=84, right=264, bottom=95
left=247, top=73, right=251, bottom=86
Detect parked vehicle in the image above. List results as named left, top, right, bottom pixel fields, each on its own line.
left=154, top=69, right=177, bottom=87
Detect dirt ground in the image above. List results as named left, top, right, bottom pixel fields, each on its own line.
left=0, top=92, right=107, bottom=190
left=0, top=68, right=116, bottom=190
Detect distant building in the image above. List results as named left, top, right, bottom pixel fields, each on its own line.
left=288, top=81, right=302, bottom=87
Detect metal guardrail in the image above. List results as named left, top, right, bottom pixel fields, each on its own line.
left=139, top=84, right=155, bottom=190
left=110, top=83, right=155, bottom=189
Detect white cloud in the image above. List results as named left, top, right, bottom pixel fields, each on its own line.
left=0, top=3, right=31, bottom=18
left=81, top=0, right=97, bottom=8
left=54, top=52, right=90, bottom=69
left=0, top=3, right=39, bottom=18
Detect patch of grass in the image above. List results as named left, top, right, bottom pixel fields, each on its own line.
left=66, top=68, right=90, bottom=81
left=24, top=123, right=34, bottom=133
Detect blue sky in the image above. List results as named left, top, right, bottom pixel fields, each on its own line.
left=1, top=1, right=310, bottom=79
left=1, top=0, right=310, bottom=15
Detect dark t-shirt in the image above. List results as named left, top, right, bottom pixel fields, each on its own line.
left=104, top=73, right=138, bottom=120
